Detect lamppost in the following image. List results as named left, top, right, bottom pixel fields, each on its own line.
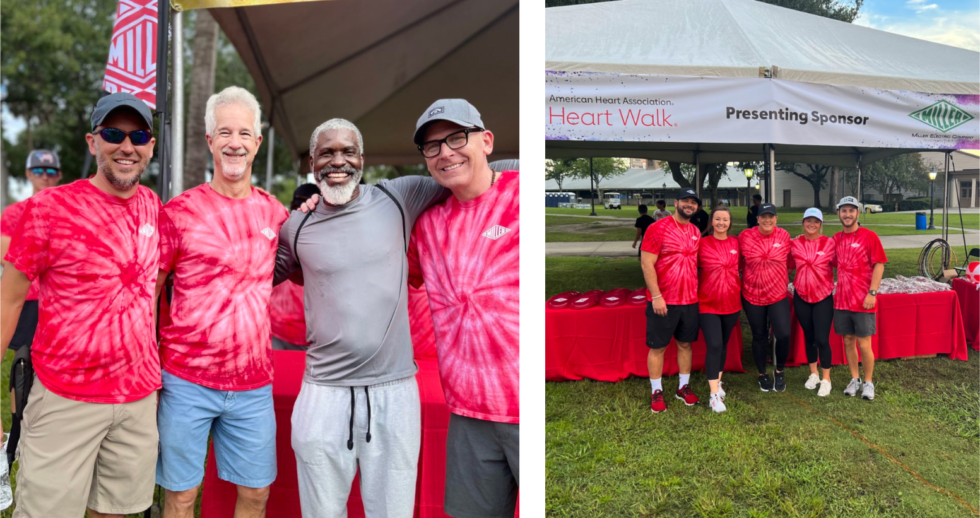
left=745, top=168, right=754, bottom=206
left=928, top=167, right=938, bottom=229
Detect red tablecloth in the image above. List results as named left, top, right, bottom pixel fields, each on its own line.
left=785, top=290, right=968, bottom=367
left=200, top=352, right=454, bottom=518
left=545, top=304, right=744, bottom=382
left=952, top=278, right=979, bottom=350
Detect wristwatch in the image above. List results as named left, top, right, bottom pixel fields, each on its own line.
left=868, top=289, right=878, bottom=296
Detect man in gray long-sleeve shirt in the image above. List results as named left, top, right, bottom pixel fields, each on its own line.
left=273, top=118, right=448, bottom=518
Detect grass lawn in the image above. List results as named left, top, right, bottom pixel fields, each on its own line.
left=545, top=252, right=979, bottom=517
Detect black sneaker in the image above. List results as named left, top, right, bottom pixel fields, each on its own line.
left=774, top=371, right=786, bottom=392
left=758, top=374, right=773, bottom=392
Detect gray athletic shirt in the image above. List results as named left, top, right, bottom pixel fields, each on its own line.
left=274, top=176, right=449, bottom=387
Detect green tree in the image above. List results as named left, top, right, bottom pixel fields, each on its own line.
left=1, top=0, right=118, bottom=183
left=666, top=162, right=730, bottom=209
left=861, top=153, right=930, bottom=203
left=546, top=158, right=582, bottom=192
left=579, top=157, right=627, bottom=198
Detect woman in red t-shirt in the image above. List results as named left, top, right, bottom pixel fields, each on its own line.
left=739, top=203, right=793, bottom=392
left=789, top=208, right=836, bottom=397
left=697, top=207, right=741, bottom=413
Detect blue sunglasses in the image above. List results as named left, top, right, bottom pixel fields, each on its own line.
left=30, top=167, right=59, bottom=177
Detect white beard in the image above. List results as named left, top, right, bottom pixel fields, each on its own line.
left=317, top=168, right=363, bottom=205
left=220, top=152, right=248, bottom=181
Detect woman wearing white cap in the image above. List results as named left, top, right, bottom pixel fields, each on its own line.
left=790, top=208, right=836, bottom=397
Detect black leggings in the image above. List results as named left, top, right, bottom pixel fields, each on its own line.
left=793, top=294, right=834, bottom=369
left=742, top=296, right=791, bottom=374
left=700, top=312, right=740, bottom=381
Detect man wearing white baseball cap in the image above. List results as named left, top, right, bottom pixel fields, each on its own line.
left=833, top=196, right=887, bottom=401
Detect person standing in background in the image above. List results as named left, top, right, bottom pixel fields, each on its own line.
left=632, top=204, right=655, bottom=258
left=652, top=199, right=671, bottom=221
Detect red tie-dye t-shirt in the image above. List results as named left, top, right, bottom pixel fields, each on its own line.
left=739, top=226, right=793, bottom=306
left=834, top=228, right=888, bottom=313
left=270, top=280, right=306, bottom=346
left=790, top=235, right=836, bottom=304
left=158, top=183, right=289, bottom=390
left=407, top=171, right=519, bottom=424
left=640, top=216, right=700, bottom=305
left=697, top=235, right=742, bottom=314
left=4, top=180, right=162, bottom=403
left=2, top=200, right=41, bottom=300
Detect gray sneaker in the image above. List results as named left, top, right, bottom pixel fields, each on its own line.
left=843, top=378, right=861, bottom=397
left=861, top=381, right=875, bottom=401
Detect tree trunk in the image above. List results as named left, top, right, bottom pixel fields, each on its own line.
left=812, top=180, right=821, bottom=208
left=184, top=11, right=219, bottom=189
left=666, top=161, right=692, bottom=188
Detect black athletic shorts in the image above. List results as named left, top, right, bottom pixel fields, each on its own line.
left=646, top=301, right=699, bottom=349
left=834, top=309, right=876, bottom=338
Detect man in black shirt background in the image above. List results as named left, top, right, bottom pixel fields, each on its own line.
left=747, top=194, right=762, bottom=228
left=632, top=204, right=655, bottom=258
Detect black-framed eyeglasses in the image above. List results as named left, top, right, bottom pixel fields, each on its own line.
left=94, top=127, right=153, bottom=146
left=30, top=167, right=59, bottom=177
left=418, top=128, right=481, bottom=158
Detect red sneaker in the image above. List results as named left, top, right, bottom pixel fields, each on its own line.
left=650, top=390, right=667, bottom=413
left=676, top=384, right=700, bottom=406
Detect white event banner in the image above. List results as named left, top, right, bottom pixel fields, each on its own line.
left=545, top=71, right=979, bottom=150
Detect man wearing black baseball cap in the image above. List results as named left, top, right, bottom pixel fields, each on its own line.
left=409, top=98, right=520, bottom=518
left=1, top=91, right=161, bottom=517
left=641, top=187, right=702, bottom=413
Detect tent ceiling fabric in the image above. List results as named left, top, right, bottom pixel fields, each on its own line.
left=211, top=0, right=518, bottom=165
left=546, top=0, right=979, bottom=94
left=545, top=141, right=922, bottom=168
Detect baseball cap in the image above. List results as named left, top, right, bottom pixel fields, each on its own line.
left=803, top=207, right=823, bottom=222
left=676, top=188, right=699, bottom=202
left=758, top=203, right=777, bottom=216
left=26, top=149, right=60, bottom=170
left=91, top=93, right=154, bottom=131
left=414, top=99, right=485, bottom=145
left=836, top=196, right=861, bottom=210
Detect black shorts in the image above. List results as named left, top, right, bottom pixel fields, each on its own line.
left=834, top=309, right=876, bottom=338
left=646, top=302, right=700, bottom=349
left=9, top=300, right=38, bottom=352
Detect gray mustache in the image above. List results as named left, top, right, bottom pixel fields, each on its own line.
left=315, top=166, right=358, bottom=179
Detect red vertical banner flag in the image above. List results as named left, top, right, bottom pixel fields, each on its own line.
left=103, top=0, right=159, bottom=109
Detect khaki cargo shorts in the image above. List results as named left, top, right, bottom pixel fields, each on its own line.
left=12, top=378, right=158, bottom=518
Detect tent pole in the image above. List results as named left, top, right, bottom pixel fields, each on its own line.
left=172, top=10, right=184, bottom=196
left=942, top=152, right=950, bottom=243
left=768, top=144, right=776, bottom=207
left=855, top=154, right=862, bottom=225
left=694, top=152, right=701, bottom=200
left=155, top=2, right=171, bottom=202
left=265, top=125, right=275, bottom=191
left=589, top=157, right=596, bottom=216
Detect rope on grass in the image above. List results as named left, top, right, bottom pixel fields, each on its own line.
left=783, top=392, right=979, bottom=516
left=918, top=239, right=958, bottom=281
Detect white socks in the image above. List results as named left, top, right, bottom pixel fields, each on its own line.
left=650, top=378, right=662, bottom=393
left=679, top=373, right=690, bottom=388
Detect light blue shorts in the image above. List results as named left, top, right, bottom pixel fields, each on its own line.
left=156, top=370, right=277, bottom=491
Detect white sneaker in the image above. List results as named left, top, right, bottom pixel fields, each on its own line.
left=844, top=378, right=861, bottom=397
left=717, top=381, right=726, bottom=400
left=861, top=381, right=875, bottom=401
left=709, top=393, right=727, bottom=413
left=804, top=373, right=820, bottom=390
left=817, top=379, right=832, bottom=397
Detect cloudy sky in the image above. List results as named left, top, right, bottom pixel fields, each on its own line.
left=855, top=0, right=979, bottom=51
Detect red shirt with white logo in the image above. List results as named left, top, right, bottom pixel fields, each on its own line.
left=833, top=227, right=888, bottom=313
left=407, top=171, right=519, bottom=424
left=739, top=226, right=792, bottom=306
left=159, top=183, right=289, bottom=390
left=270, top=280, right=306, bottom=346
left=790, top=235, right=836, bottom=303
left=4, top=180, right=162, bottom=403
left=1, top=200, right=39, bottom=300
left=641, top=216, right=700, bottom=305
left=698, top=235, right=741, bottom=314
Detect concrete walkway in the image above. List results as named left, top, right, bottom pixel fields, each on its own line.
left=547, top=231, right=980, bottom=257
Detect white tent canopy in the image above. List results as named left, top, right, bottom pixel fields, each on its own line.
left=546, top=0, right=978, bottom=94
left=211, top=0, right=518, bottom=165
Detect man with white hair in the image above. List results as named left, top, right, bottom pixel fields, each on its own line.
left=274, top=118, right=448, bottom=518
left=154, top=86, right=288, bottom=518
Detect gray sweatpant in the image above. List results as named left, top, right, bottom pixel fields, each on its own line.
left=291, top=376, right=421, bottom=518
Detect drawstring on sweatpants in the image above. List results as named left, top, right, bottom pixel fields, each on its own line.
left=347, top=386, right=373, bottom=450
